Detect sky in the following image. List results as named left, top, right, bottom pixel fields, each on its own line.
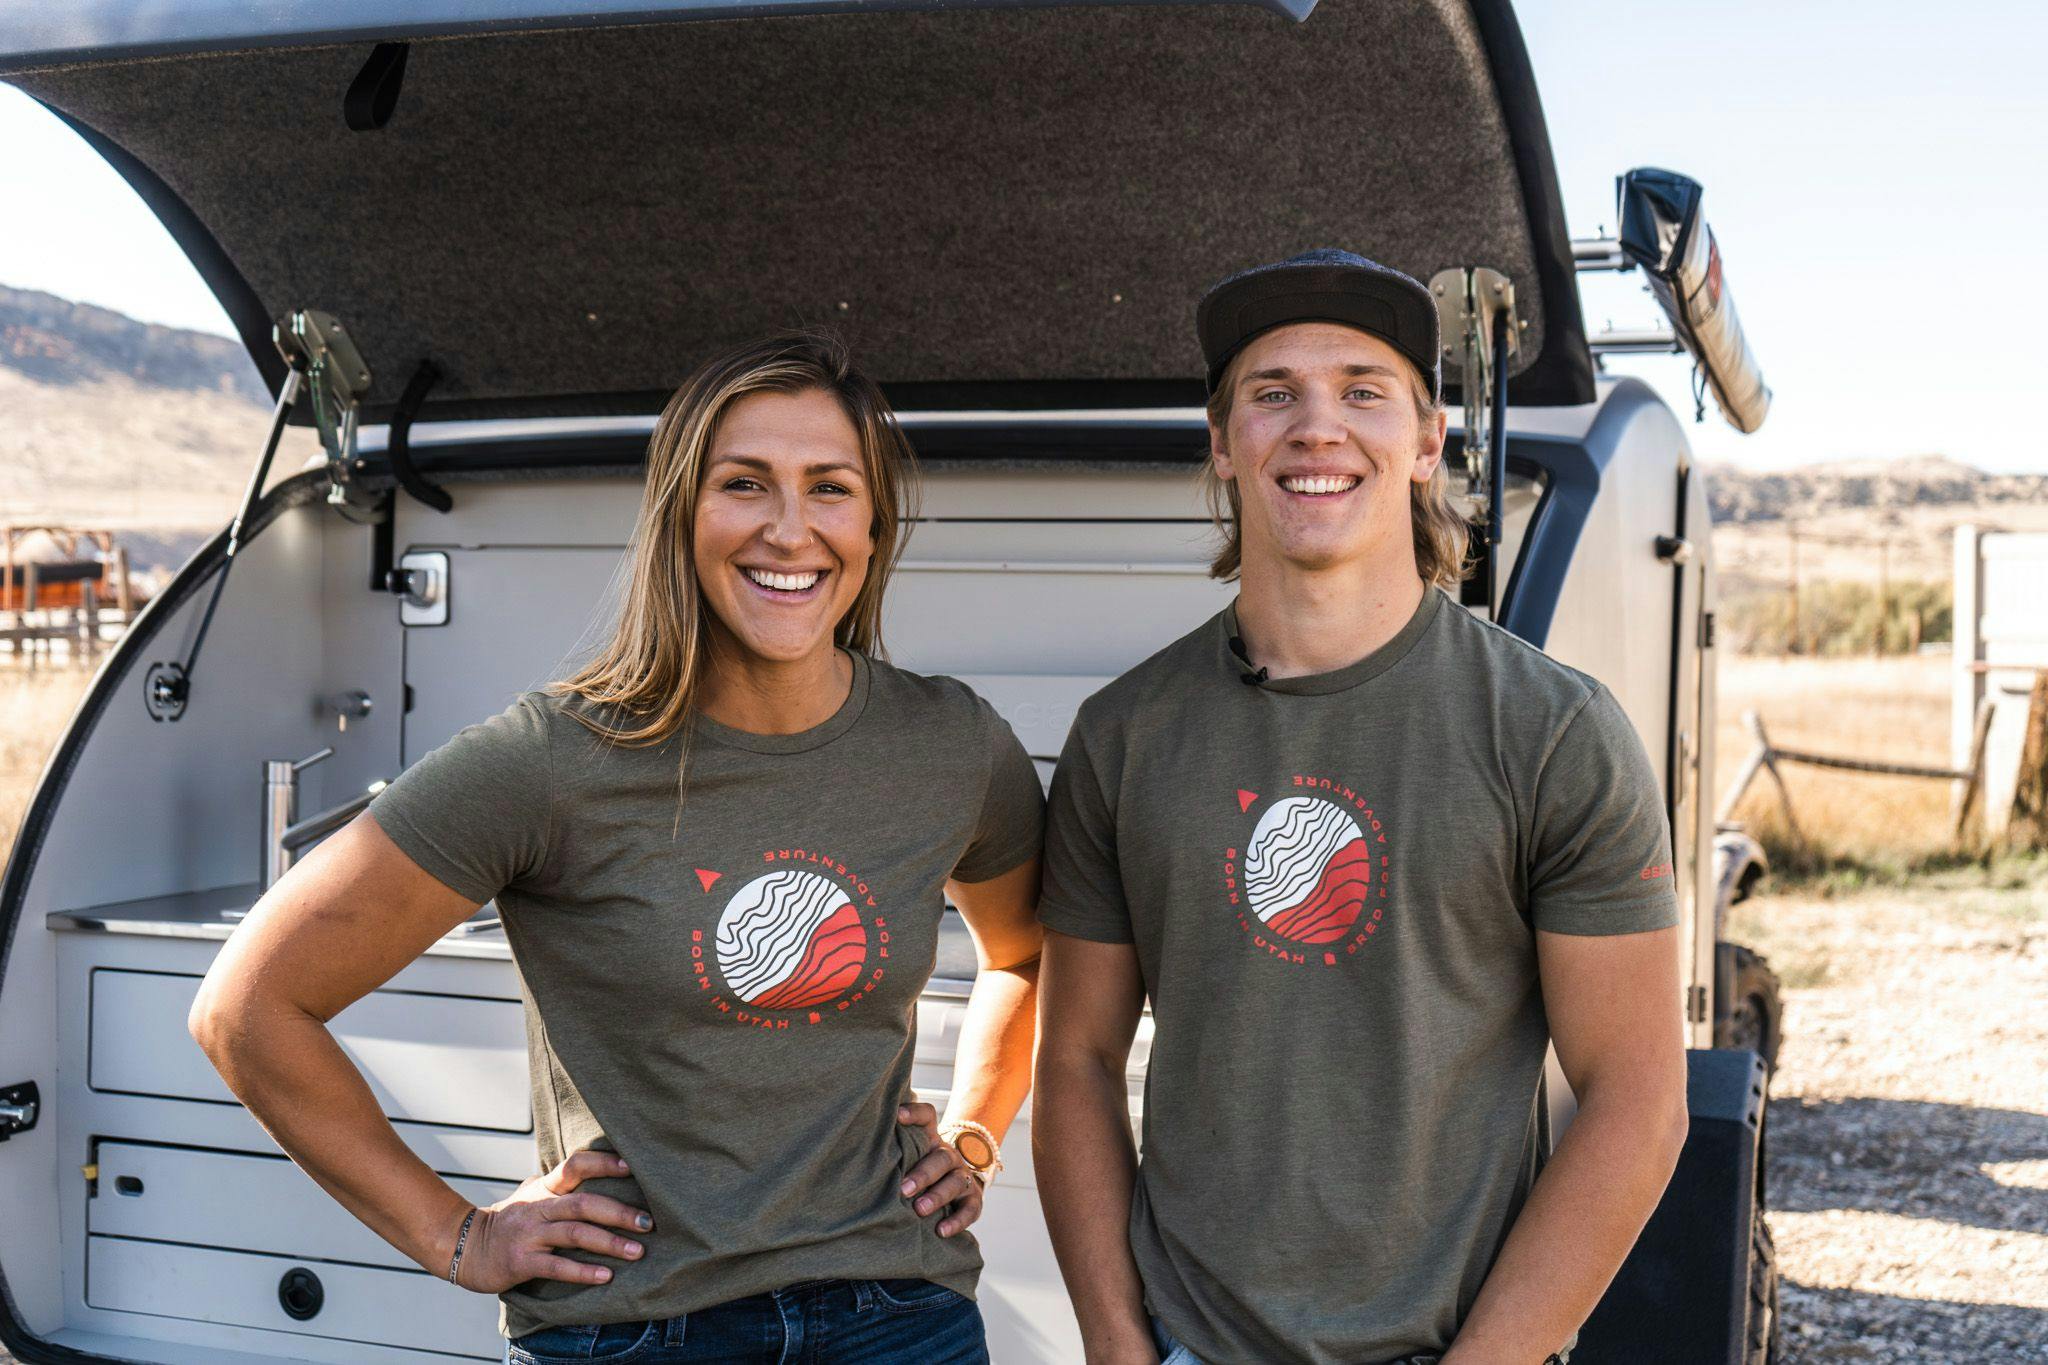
left=2, top=1, right=2044, bottom=472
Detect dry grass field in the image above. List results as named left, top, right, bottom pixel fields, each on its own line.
left=1716, top=652, right=1961, bottom=874
left=0, top=665, right=92, bottom=864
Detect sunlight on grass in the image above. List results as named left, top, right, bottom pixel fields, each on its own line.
left=1, top=668, right=94, bottom=863
left=1711, top=653, right=2042, bottom=889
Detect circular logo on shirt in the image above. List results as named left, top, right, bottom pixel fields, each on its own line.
left=1243, top=796, right=1373, bottom=944
left=1223, top=778, right=1391, bottom=968
left=714, top=869, right=869, bottom=1009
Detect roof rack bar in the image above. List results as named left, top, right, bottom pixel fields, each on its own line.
left=1572, top=236, right=1631, bottom=272
left=1590, top=326, right=1683, bottom=355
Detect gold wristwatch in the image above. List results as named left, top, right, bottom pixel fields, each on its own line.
left=942, top=1119, right=1003, bottom=1189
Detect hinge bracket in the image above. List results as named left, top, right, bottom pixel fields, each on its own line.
left=275, top=310, right=377, bottom=521
left=1431, top=267, right=1522, bottom=616
left=1687, top=984, right=1709, bottom=1025
left=1429, top=267, right=1522, bottom=501
left=0, top=1079, right=40, bottom=1140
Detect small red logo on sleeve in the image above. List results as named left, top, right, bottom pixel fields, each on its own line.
left=1640, top=863, right=1673, bottom=881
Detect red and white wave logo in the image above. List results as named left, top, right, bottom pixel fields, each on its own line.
left=715, top=870, right=868, bottom=1009
left=1244, top=796, right=1373, bottom=944
left=1224, top=778, right=1391, bottom=968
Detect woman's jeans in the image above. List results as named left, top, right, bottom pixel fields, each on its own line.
left=1152, top=1314, right=1202, bottom=1364
left=505, top=1278, right=986, bottom=1364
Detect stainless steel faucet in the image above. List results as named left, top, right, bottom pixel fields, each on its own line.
left=262, top=747, right=386, bottom=890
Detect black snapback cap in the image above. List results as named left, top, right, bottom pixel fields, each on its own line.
left=1197, top=248, right=1441, bottom=401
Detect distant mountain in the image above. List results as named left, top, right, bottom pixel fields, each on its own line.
left=1, top=285, right=267, bottom=403
left=0, top=284, right=316, bottom=552
left=1706, top=457, right=2048, bottom=590
left=1706, top=457, right=2048, bottom=526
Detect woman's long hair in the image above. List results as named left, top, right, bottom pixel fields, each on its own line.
left=1198, top=353, right=1470, bottom=588
left=551, top=333, right=919, bottom=755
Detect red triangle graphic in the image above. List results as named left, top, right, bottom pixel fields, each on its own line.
left=1236, top=789, right=1259, bottom=813
left=695, top=869, right=722, bottom=893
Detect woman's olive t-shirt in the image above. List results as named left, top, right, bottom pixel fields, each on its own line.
left=366, top=653, right=1043, bottom=1337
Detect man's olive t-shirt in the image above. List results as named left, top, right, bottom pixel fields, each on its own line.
left=367, top=653, right=1043, bottom=1337
left=1040, top=588, right=1677, bottom=1365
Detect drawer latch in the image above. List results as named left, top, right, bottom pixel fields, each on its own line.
left=279, top=1267, right=325, bottom=1321
left=0, top=1080, right=39, bottom=1140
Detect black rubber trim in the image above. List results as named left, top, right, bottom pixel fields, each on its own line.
left=1664, top=458, right=1692, bottom=843
left=1499, top=378, right=1666, bottom=649
left=0, top=470, right=326, bottom=1365
left=1466, top=0, right=1598, bottom=408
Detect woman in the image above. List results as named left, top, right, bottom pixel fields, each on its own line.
left=189, top=334, right=1046, bottom=1364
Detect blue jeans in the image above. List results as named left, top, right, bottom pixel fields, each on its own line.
left=1149, top=1317, right=1568, bottom=1365
left=505, top=1279, right=986, bottom=1364
left=1151, top=1315, right=1202, bottom=1364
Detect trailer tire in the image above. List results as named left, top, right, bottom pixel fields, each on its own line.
left=1748, top=1209, right=1782, bottom=1364
left=1716, top=942, right=1783, bottom=1074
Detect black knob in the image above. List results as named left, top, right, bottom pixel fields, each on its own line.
left=278, top=1267, right=324, bottom=1321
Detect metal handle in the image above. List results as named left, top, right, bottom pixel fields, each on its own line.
left=1656, top=535, right=1695, bottom=565
left=292, top=747, right=335, bottom=774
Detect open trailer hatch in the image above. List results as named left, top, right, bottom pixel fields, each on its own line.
left=1, top=0, right=1593, bottom=423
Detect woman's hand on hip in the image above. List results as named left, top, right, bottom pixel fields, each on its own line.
left=455, top=1148, right=652, bottom=1292
left=896, top=1101, right=984, bottom=1238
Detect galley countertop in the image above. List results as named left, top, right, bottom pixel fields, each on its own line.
left=47, top=883, right=513, bottom=960
left=47, top=886, right=983, bottom=992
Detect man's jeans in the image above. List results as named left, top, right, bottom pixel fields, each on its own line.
left=504, top=1278, right=986, bottom=1364
left=1150, top=1316, right=1571, bottom=1365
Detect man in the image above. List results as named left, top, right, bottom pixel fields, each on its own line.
left=1032, top=249, right=1690, bottom=1365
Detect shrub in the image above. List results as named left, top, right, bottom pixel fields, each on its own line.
left=1720, top=578, right=1950, bottom=656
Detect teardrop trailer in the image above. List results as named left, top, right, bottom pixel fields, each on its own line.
left=0, top=2, right=1787, bottom=1362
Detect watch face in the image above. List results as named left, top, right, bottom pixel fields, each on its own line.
left=954, top=1131, right=995, bottom=1169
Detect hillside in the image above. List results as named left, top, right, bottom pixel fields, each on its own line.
left=1705, top=458, right=2048, bottom=589
left=0, top=285, right=317, bottom=567
left=1708, top=456, right=2048, bottom=525
left=2, top=285, right=266, bottom=401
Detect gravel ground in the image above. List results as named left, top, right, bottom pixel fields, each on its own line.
left=1731, top=863, right=2048, bottom=1363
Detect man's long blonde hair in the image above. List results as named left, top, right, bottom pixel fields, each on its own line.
left=552, top=333, right=918, bottom=748
left=1199, top=350, right=1471, bottom=588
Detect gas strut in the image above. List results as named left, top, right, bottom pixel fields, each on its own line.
left=1429, top=266, right=1520, bottom=621
left=144, top=311, right=369, bottom=721
left=1486, top=306, right=1509, bottom=615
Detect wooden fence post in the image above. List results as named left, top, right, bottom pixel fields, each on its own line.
left=113, top=546, right=133, bottom=620
left=80, top=581, right=99, bottom=662
left=1717, top=717, right=1771, bottom=825
left=23, top=562, right=39, bottom=669
left=1954, top=696, right=1997, bottom=840
left=2008, top=674, right=2048, bottom=850
left=1750, top=712, right=1809, bottom=855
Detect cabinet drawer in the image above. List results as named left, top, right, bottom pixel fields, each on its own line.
left=90, top=1141, right=515, bottom=1271
left=86, top=1235, right=501, bottom=1359
left=90, top=968, right=531, bottom=1132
